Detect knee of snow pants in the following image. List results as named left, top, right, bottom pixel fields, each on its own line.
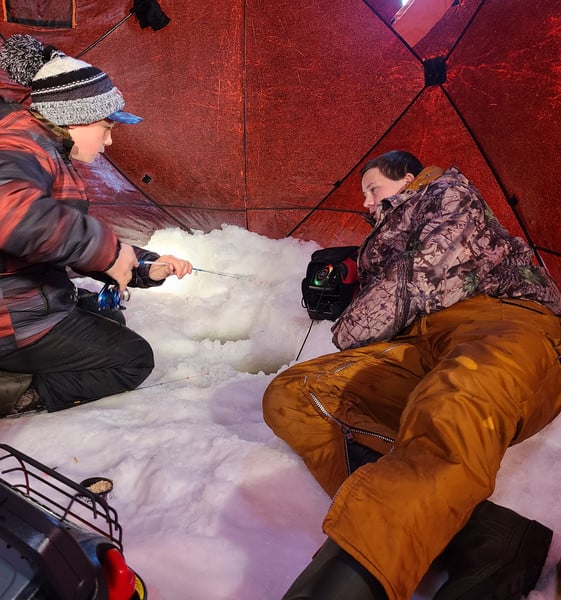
left=263, top=342, right=426, bottom=497
left=0, top=307, right=155, bottom=412
left=264, top=295, right=561, bottom=600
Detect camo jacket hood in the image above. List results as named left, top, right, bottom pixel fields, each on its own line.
left=331, top=166, right=561, bottom=350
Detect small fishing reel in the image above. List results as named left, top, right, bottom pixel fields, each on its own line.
left=97, top=284, right=130, bottom=311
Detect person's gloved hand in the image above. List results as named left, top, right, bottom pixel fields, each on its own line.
left=131, top=0, right=170, bottom=31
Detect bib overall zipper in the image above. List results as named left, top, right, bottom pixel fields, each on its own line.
left=308, top=390, right=395, bottom=475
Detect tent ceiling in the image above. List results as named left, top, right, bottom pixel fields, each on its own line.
left=1, top=0, right=560, bottom=285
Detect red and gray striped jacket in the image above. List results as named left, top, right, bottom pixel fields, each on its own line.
left=0, top=103, right=159, bottom=356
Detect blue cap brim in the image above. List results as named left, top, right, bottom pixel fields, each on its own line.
left=107, top=110, right=143, bottom=124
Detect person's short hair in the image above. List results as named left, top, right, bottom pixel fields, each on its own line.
left=360, top=150, right=424, bottom=180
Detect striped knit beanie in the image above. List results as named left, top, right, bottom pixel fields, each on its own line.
left=0, top=34, right=141, bottom=126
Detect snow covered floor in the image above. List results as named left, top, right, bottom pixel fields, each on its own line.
left=1, top=226, right=559, bottom=599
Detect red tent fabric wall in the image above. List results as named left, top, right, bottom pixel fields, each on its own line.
left=1, top=0, right=560, bottom=284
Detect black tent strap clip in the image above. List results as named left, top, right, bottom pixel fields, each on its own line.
left=424, top=56, right=447, bottom=87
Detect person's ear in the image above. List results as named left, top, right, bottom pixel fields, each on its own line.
left=404, top=172, right=415, bottom=184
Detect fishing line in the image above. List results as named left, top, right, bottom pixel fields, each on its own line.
left=136, top=373, right=210, bottom=391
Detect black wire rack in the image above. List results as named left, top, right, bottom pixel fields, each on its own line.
left=0, top=443, right=123, bottom=550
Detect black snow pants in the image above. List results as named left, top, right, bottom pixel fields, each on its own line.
left=0, top=306, right=154, bottom=412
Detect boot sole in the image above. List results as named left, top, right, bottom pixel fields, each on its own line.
left=433, top=519, right=553, bottom=600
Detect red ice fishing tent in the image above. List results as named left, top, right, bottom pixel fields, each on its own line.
left=1, top=0, right=560, bottom=286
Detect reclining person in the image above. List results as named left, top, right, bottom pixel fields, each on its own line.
left=263, top=150, right=561, bottom=599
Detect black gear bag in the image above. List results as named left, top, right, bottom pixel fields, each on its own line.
left=301, top=246, right=359, bottom=321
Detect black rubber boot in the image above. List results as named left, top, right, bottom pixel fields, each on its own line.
left=434, top=500, right=553, bottom=600
left=0, top=371, right=33, bottom=417
left=282, top=538, right=388, bottom=600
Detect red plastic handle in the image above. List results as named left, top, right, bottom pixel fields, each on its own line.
left=102, top=548, right=136, bottom=600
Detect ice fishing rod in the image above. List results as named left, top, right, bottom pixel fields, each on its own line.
left=95, top=261, right=254, bottom=312
left=139, top=260, right=255, bottom=280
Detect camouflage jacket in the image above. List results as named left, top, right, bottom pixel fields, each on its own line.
left=331, top=167, right=561, bottom=350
